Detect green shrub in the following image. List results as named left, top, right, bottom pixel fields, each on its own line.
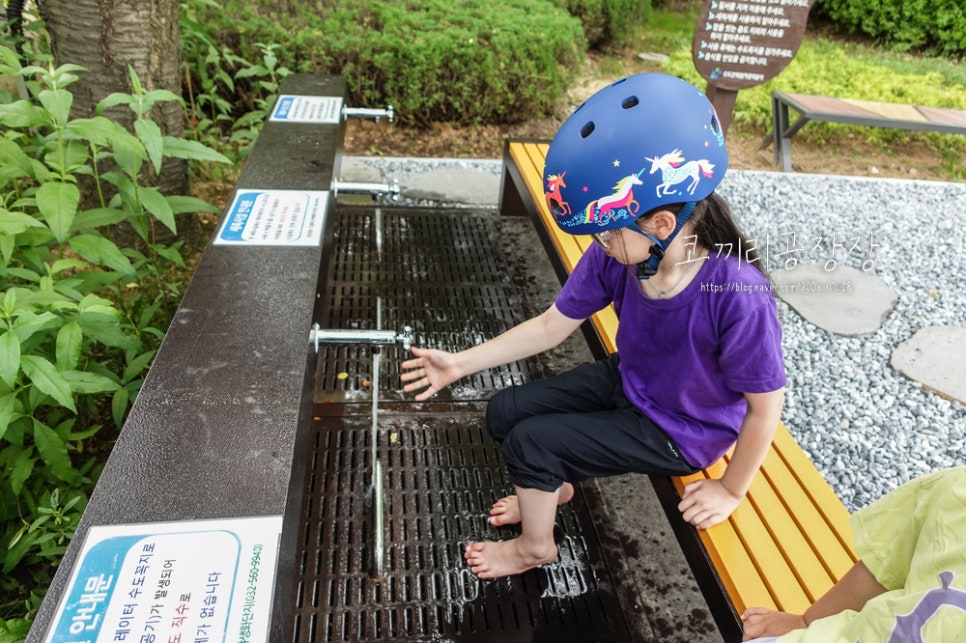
left=358, top=0, right=587, bottom=126
left=0, top=45, right=227, bottom=624
left=184, top=0, right=587, bottom=127
left=814, top=0, right=966, bottom=58
left=182, top=0, right=657, bottom=127
left=559, top=0, right=652, bottom=49
left=180, top=0, right=293, bottom=166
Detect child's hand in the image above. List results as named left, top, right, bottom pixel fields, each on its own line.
left=740, top=607, right=806, bottom=640
left=677, top=478, right=742, bottom=529
left=400, top=347, right=460, bottom=400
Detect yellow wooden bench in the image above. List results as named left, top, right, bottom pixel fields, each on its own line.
left=500, top=139, right=857, bottom=642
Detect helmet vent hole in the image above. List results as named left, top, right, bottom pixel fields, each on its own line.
left=621, top=96, right=639, bottom=109
left=549, top=199, right=566, bottom=217
left=710, top=113, right=722, bottom=135
left=580, top=122, right=595, bottom=138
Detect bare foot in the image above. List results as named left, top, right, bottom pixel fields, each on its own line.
left=463, top=538, right=557, bottom=578
left=488, top=483, right=575, bottom=527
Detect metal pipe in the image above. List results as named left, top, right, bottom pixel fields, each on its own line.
left=309, top=324, right=413, bottom=353
left=366, top=298, right=387, bottom=577
left=370, top=342, right=384, bottom=578
left=331, top=178, right=400, bottom=201
left=374, top=207, right=383, bottom=259
left=342, top=105, right=395, bottom=123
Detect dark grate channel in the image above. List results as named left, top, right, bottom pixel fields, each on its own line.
left=314, top=209, right=545, bottom=403
left=292, top=413, right=628, bottom=643
left=292, top=206, right=631, bottom=642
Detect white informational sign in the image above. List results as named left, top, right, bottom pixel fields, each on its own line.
left=269, top=94, right=343, bottom=124
left=214, top=189, right=329, bottom=247
left=45, top=515, right=283, bottom=643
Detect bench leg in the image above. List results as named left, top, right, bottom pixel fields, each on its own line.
left=499, top=159, right=531, bottom=217
left=772, top=97, right=810, bottom=173
left=772, top=95, right=791, bottom=172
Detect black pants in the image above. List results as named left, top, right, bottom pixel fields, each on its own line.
left=485, top=354, right=698, bottom=492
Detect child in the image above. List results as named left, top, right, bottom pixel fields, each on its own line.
left=741, top=466, right=966, bottom=642
left=401, top=73, right=786, bottom=579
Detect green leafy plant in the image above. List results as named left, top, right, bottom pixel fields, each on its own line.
left=229, top=43, right=293, bottom=160
left=181, top=0, right=292, bottom=173
left=0, top=615, right=31, bottom=643
left=814, top=0, right=966, bottom=57
left=0, top=44, right=228, bottom=625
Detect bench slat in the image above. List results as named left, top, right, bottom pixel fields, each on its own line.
left=759, top=447, right=856, bottom=579
left=739, top=449, right=838, bottom=606
left=782, top=92, right=966, bottom=129
left=722, top=463, right=813, bottom=613
left=675, top=468, right=779, bottom=613
left=918, top=105, right=966, bottom=128
left=771, top=427, right=855, bottom=554
left=841, top=98, right=927, bottom=123
left=675, top=426, right=857, bottom=614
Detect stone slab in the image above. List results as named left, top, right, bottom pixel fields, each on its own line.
left=891, top=325, right=966, bottom=404
left=771, top=262, right=897, bottom=336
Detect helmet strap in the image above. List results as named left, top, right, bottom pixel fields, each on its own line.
left=635, top=201, right=697, bottom=280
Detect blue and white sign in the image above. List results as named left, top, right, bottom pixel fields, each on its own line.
left=45, top=515, right=283, bottom=643
left=269, top=94, right=342, bottom=123
left=215, top=189, right=328, bottom=246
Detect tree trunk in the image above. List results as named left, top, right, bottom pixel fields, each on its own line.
left=39, top=0, right=201, bottom=246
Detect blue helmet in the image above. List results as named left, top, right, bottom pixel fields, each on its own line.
left=544, top=73, right=727, bottom=237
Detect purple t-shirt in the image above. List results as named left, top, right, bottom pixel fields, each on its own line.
left=555, top=245, right=786, bottom=468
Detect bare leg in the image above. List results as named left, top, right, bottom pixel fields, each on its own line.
left=464, top=486, right=559, bottom=578
left=489, top=482, right=574, bottom=527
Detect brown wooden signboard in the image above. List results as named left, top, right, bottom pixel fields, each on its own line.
left=692, top=0, right=815, bottom=131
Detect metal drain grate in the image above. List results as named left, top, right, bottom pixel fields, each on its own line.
left=290, top=206, right=630, bottom=642
left=313, top=209, right=544, bottom=403
left=291, top=412, right=629, bottom=643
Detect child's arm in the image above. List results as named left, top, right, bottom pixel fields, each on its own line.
left=740, top=561, right=888, bottom=640
left=678, top=388, right=785, bottom=529
left=401, top=303, right=583, bottom=400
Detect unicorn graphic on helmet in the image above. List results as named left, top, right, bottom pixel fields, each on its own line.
left=646, top=149, right=716, bottom=197
left=545, top=172, right=570, bottom=219
left=581, top=174, right=642, bottom=225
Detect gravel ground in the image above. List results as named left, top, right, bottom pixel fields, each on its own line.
left=721, top=171, right=966, bottom=511
left=349, top=157, right=966, bottom=513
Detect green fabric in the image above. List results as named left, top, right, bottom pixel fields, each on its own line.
left=780, top=466, right=966, bottom=642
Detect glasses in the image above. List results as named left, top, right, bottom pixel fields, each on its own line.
left=591, top=224, right=649, bottom=250
left=591, top=229, right=617, bottom=250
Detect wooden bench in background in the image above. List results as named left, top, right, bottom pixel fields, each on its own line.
left=767, top=91, right=966, bottom=172
left=500, top=139, right=858, bottom=643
